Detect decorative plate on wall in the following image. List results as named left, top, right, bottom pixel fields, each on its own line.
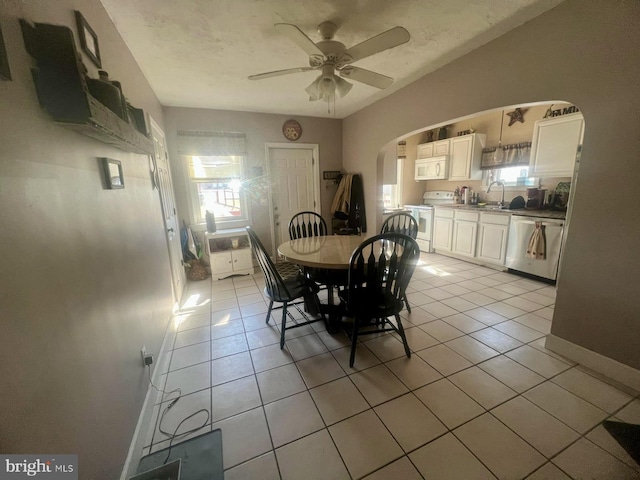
left=282, top=119, right=302, bottom=141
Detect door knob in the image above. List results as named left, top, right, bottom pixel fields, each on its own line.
left=167, top=228, right=174, bottom=233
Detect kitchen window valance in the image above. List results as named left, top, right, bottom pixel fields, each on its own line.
left=481, top=142, right=531, bottom=170
left=177, top=130, right=247, bottom=156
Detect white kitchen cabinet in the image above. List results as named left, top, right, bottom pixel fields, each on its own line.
left=206, top=228, right=254, bottom=280
left=529, top=113, right=584, bottom=177
left=417, top=139, right=450, bottom=158
left=433, top=139, right=450, bottom=156
left=452, top=210, right=479, bottom=258
left=477, top=213, right=510, bottom=265
left=415, top=157, right=449, bottom=180
left=449, top=133, right=486, bottom=182
left=417, top=142, right=433, bottom=158
left=433, top=208, right=454, bottom=252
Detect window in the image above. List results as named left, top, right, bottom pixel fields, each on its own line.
left=484, top=165, right=536, bottom=187
left=177, top=131, right=249, bottom=227
left=382, top=159, right=403, bottom=210
left=185, top=155, right=249, bottom=227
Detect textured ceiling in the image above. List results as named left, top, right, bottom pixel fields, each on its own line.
left=100, top=0, right=563, bottom=119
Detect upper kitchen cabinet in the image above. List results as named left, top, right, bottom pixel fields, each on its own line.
left=417, top=139, right=450, bottom=158
left=529, top=113, right=584, bottom=177
left=449, top=133, right=486, bottom=181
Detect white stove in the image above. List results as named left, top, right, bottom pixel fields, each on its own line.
left=407, top=191, right=455, bottom=252
left=422, top=190, right=455, bottom=206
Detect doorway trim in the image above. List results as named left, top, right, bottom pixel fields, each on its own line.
left=265, top=142, right=321, bottom=257
left=149, top=115, right=185, bottom=307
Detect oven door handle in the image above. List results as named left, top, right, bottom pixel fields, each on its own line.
left=513, top=218, right=563, bottom=227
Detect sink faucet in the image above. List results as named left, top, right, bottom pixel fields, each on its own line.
left=487, top=181, right=506, bottom=208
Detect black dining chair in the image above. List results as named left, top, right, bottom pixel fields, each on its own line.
left=380, top=212, right=419, bottom=313
left=246, top=227, right=326, bottom=348
left=288, top=211, right=346, bottom=306
left=339, top=233, right=420, bottom=367
left=289, top=211, right=328, bottom=240
left=380, top=212, right=419, bottom=238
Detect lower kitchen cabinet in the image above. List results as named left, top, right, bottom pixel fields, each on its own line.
left=477, top=213, right=510, bottom=265
left=433, top=208, right=454, bottom=252
left=452, top=211, right=479, bottom=258
left=434, top=208, right=512, bottom=268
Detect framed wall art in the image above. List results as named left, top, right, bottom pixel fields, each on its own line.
left=75, top=11, right=101, bottom=68
left=101, top=158, right=124, bottom=189
left=0, top=24, right=11, bottom=81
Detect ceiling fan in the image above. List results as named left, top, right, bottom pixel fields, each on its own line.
left=248, top=21, right=410, bottom=106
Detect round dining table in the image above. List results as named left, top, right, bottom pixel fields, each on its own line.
left=278, top=235, right=367, bottom=332
left=277, top=235, right=366, bottom=270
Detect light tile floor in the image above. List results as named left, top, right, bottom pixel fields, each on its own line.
left=142, top=253, right=640, bottom=479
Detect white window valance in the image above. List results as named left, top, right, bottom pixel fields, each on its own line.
left=177, top=130, right=247, bottom=156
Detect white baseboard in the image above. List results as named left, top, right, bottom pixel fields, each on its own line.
left=545, top=334, right=640, bottom=391
left=120, top=318, right=175, bottom=480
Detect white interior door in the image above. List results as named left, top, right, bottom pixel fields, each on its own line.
left=267, top=144, right=320, bottom=256
left=150, top=117, right=185, bottom=304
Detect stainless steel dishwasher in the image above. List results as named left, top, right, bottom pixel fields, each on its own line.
left=505, top=216, right=564, bottom=281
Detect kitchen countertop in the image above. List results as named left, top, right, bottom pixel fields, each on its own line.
left=383, top=208, right=412, bottom=215
left=435, top=204, right=566, bottom=220
left=404, top=204, right=433, bottom=209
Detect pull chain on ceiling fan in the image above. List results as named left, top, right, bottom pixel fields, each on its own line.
left=248, top=21, right=410, bottom=112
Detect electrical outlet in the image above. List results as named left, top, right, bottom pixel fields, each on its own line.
left=141, top=345, right=147, bottom=367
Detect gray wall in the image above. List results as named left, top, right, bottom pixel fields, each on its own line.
left=342, top=0, right=640, bottom=369
left=163, top=107, right=342, bottom=253
left=0, top=1, right=173, bottom=477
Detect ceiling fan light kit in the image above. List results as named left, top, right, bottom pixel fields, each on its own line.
left=249, top=20, right=410, bottom=111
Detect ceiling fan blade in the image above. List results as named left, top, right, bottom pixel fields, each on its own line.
left=248, top=67, right=314, bottom=80
left=339, top=66, right=393, bottom=89
left=275, top=23, right=324, bottom=57
left=343, top=26, right=410, bottom=63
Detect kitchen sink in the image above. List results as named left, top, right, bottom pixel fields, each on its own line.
left=466, top=205, right=506, bottom=211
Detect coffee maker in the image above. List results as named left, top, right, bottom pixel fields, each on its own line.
left=526, top=188, right=546, bottom=209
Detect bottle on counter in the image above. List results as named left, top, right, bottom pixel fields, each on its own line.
left=454, top=186, right=461, bottom=204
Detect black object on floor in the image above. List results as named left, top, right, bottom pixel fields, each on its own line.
left=136, top=429, right=223, bottom=480
left=130, top=459, right=181, bottom=480
left=603, top=420, right=640, bottom=465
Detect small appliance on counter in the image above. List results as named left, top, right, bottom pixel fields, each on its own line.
left=549, top=181, right=571, bottom=211
left=509, top=195, right=526, bottom=210
left=526, top=188, right=547, bottom=209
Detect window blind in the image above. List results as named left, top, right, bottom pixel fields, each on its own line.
left=177, top=130, right=247, bottom=156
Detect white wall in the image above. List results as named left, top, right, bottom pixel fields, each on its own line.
left=342, top=0, right=640, bottom=369
left=0, top=1, right=173, bottom=477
